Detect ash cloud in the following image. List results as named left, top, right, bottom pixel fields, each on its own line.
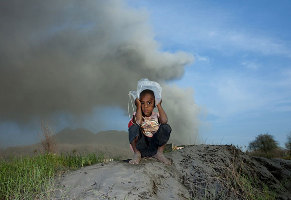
left=162, top=85, right=200, bottom=145
left=0, top=0, right=199, bottom=145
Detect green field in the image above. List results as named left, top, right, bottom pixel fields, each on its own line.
left=0, top=153, right=104, bottom=200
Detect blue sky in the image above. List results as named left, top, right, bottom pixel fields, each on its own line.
left=126, top=0, right=291, bottom=147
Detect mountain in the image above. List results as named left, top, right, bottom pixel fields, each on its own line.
left=1, top=128, right=132, bottom=159
left=54, top=128, right=97, bottom=144
left=54, top=128, right=129, bottom=148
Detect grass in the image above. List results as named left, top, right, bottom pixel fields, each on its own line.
left=247, top=148, right=289, bottom=159
left=227, top=147, right=277, bottom=200
left=187, top=145, right=278, bottom=200
left=0, top=153, right=105, bottom=200
left=236, top=173, right=276, bottom=200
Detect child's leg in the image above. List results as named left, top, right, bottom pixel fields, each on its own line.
left=128, top=124, right=141, bottom=164
left=154, top=144, right=171, bottom=165
left=129, top=136, right=141, bottom=164
left=153, top=124, right=172, bottom=165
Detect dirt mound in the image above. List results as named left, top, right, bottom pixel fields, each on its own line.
left=172, top=145, right=291, bottom=200
left=54, top=145, right=291, bottom=200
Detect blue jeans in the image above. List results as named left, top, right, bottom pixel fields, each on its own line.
left=128, top=124, right=171, bottom=157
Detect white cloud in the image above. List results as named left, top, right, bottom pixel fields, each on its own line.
left=185, top=68, right=291, bottom=119
left=139, top=2, right=291, bottom=58
left=241, top=61, right=260, bottom=70
left=218, top=31, right=291, bottom=57
left=179, top=28, right=291, bottom=57
left=195, top=54, right=209, bottom=62
left=213, top=77, right=263, bottom=115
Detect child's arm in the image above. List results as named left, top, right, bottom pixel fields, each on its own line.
left=134, top=98, right=143, bottom=125
left=157, top=99, right=168, bottom=124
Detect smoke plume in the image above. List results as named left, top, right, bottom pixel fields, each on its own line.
left=0, top=0, right=199, bottom=144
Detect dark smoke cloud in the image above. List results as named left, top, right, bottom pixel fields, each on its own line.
left=0, top=0, right=199, bottom=144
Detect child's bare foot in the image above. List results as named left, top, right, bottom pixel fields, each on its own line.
left=153, top=152, right=171, bottom=165
left=129, top=152, right=141, bottom=164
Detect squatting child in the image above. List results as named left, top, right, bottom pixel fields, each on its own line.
left=128, top=89, right=172, bottom=165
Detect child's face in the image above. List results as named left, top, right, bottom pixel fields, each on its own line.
left=140, top=93, right=155, bottom=117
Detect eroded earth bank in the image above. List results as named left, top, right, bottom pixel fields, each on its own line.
left=54, top=145, right=291, bottom=200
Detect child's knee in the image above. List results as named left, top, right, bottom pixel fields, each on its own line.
left=128, top=124, right=141, bottom=143
left=155, top=124, right=171, bottom=146
left=159, top=124, right=172, bottom=134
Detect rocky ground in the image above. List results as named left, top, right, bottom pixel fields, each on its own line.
left=53, top=145, right=291, bottom=200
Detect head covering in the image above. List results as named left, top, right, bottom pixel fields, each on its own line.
left=136, top=78, right=162, bottom=106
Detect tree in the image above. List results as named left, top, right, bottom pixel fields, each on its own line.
left=248, top=134, right=278, bottom=154
left=40, top=120, right=56, bottom=154
left=285, top=132, right=291, bottom=156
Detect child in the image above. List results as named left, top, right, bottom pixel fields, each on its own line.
left=128, top=89, right=172, bottom=165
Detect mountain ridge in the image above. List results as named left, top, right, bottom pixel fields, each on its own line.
left=1, top=128, right=131, bottom=158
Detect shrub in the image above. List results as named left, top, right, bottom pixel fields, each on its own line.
left=248, top=134, right=279, bottom=158
left=285, top=132, right=291, bottom=157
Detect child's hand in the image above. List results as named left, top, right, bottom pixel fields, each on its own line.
left=156, top=99, right=167, bottom=124
left=156, top=99, right=162, bottom=106
left=135, top=98, right=141, bottom=107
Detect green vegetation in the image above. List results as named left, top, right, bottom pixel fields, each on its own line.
left=236, top=173, right=276, bottom=200
left=249, top=134, right=278, bottom=153
left=0, top=153, right=104, bottom=200
left=248, top=133, right=282, bottom=158
left=226, top=146, right=278, bottom=200
left=247, top=132, right=291, bottom=159
left=285, top=132, right=291, bottom=158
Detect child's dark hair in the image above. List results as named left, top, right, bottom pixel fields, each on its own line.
left=140, top=89, right=155, bottom=105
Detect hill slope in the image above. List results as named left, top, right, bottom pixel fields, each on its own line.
left=1, top=128, right=132, bottom=158
left=54, top=145, right=291, bottom=200
left=54, top=128, right=129, bottom=147
left=53, top=128, right=131, bottom=158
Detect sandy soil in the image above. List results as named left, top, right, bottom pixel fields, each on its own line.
left=54, top=158, right=189, bottom=200
left=54, top=145, right=291, bottom=200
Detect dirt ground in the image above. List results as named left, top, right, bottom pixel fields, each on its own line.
left=54, top=145, right=291, bottom=200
